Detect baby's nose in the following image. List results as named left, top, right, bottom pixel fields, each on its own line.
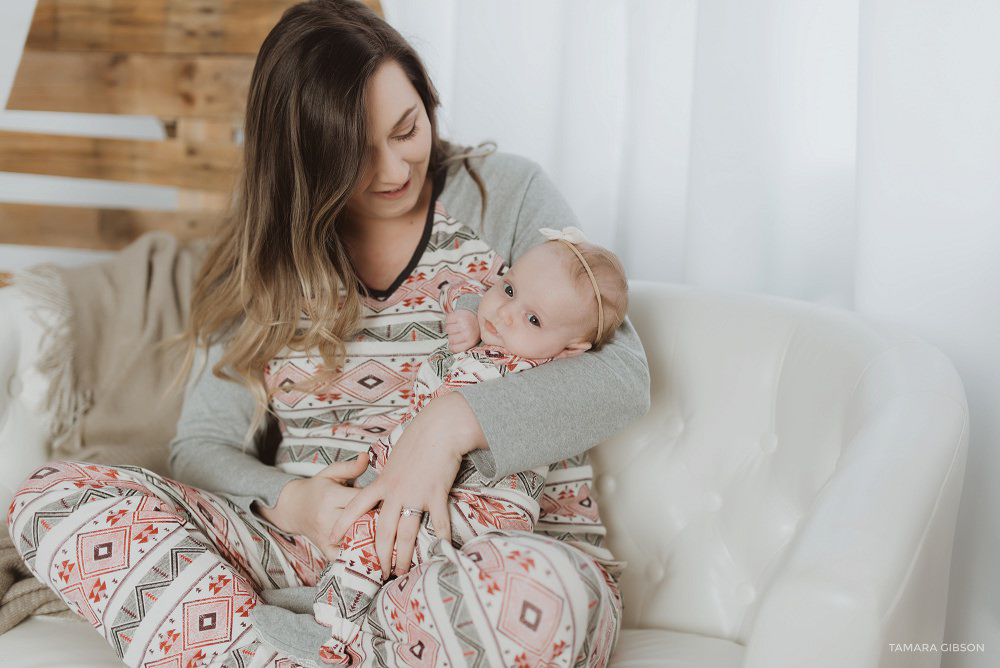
left=498, top=303, right=514, bottom=325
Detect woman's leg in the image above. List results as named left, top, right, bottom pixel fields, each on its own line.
left=321, top=531, right=621, bottom=667
left=6, top=461, right=326, bottom=668
left=313, top=478, right=542, bottom=664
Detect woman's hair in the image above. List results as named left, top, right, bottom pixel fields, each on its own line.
left=553, top=241, right=629, bottom=350
left=181, top=0, right=466, bottom=430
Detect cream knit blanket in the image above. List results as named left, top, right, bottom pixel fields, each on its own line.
left=0, top=232, right=207, bottom=634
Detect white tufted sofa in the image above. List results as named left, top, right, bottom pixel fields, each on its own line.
left=0, top=279, right=968, bottom=667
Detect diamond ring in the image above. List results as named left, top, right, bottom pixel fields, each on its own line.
left=400, top=507, right=423, bottom=518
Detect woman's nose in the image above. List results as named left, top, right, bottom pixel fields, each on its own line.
left=372, top=145, right=408, bottom=184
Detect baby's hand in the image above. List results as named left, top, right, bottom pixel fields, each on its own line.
left=444, top=309, right=480, bottom=352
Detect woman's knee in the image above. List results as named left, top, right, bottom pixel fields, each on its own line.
left=374, top=532, right=621, bottom=666
left=7, top=460, right=178, bottom=541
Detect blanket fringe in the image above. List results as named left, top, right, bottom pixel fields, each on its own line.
left=11, top=265, right=93, bottom=450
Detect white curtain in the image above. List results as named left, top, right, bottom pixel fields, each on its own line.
left=382, top=1, right=1000, bottom=666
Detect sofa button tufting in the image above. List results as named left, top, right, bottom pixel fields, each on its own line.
left=646, top=563, right=665, bottom=583
left=760, top=432, right=778, bottom=454
left=6, top=373, right=21, bottom=399
left=736, top=582, right=756, bottom=604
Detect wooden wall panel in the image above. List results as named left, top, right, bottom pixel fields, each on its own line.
left=26, top=0, right=297, bottom=54
left=0, top=130, right=240, bottom=191
left=2, top=0, right=384, bottom=251
left=7, top=52, right=253, bottom=117
left=25, top=0, right=382, bottom=54
left=0, top=203, right=223, bottom=250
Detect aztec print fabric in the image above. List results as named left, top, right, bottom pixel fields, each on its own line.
left=317, top=531, right=621, bottom=667
left=264, top=206, right=507, bottom=479
left=264, top=206, right=619, bottom=576
left=7, top=205, right=623, bottom=666
left=6, top=462, right=322, bottom=667
left=7, top=461, right=621, bottom=667
left=313, top=343, right=551, bottom=661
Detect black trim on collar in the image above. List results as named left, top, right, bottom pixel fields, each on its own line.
left=361, top=169, right=446, bottom=301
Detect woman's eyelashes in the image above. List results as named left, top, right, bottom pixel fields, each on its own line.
left=393, top=121, right=419, bottom=142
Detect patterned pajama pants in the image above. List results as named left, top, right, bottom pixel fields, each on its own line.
left=7, top=461, right=622, bottom=667
left=313, top=457, right=546, bottom=662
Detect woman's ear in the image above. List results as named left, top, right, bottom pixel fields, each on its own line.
left=554, top=341, right=592, bottom=360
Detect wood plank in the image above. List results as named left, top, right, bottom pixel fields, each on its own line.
left=8, top=51, right=253, bottom=117
left=163, top=117, right=242, bottom=143
left=0, top=130, right=240, bottom=191
left=0, top=202, right=223, bottom=250
left=25, top=0, right=290, bottom=54
left=25, top=0, right=381, bottom=54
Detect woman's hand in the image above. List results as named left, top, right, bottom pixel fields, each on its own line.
left=256, top=456, right=368, bottom=561
left=330, top=392, right=487, bottom=578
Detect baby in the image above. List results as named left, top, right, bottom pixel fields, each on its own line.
left=314, top=227, right=629, bottom=664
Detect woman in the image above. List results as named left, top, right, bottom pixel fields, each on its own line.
left=7, top=1, right=649, bottom=666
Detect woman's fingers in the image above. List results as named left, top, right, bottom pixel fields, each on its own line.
left=393, top=513, right=422, bottom=576
left=428, top=493, right=452, bottom=546
left=374, top=501, right=401, bottom=579
left=329, top=483, right=383, bottom=545
left=318, top=455, right=369, bottom=483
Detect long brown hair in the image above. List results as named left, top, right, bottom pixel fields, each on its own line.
left=181, top=0, right=461, bottom=431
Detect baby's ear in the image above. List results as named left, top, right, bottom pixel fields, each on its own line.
left=554, top=341, right=592, bottom=360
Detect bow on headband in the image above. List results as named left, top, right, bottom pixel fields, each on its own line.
left=539, top=226, right=589, bottom=244
left=537, top=226, right=604, bottom=339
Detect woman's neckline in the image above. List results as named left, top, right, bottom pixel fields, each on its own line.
left=360, top=169, right=446, bottom=301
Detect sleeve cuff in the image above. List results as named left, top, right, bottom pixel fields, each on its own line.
left=467, top=448, right=498, bottom=480
left=454, top=293, right=481, bottom=313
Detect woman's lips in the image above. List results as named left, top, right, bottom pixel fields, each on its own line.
left=374, top=179, right=411, bottom=199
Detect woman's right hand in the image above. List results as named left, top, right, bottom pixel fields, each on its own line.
left=256, top=456, right=368, bottom=561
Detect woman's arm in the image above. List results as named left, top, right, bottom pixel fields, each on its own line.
left=461, top=321, right=648, bottom=478
left=169, top=344, right=297, bottom=507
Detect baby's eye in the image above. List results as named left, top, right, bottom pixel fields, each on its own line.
left=527, top=314, right=541, bottom=327
left=504, top=282, right=514, bottom=297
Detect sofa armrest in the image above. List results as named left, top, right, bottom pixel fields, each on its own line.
left=743, top=359, right=968, bottom=668
left=0, top=284, right=56, bottom=511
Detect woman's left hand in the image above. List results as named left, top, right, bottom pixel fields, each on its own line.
left=329, top=392, right=487, bottom=579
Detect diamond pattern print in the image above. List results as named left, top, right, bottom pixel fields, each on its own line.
left=396, top=621, right=440, bottom=668
left=182, top=597, right=233, bottom=649
left=498, top=573, right=564, bottom=656
left=268, top=362, right=313, bottom=407
left=77, top=526, right=130, bottom=578
left=337, top=360, right=407, bottom=403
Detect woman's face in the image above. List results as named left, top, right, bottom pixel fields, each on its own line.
left=346, top=60, right=433, bottom=223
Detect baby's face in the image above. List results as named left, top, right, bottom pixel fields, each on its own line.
left=477, top=243, right=592, bottom=360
